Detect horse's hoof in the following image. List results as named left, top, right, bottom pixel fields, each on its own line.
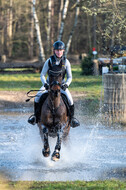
left=42, top=148, right=50, bottom=157
left=51, top=151, right=60, bottom=161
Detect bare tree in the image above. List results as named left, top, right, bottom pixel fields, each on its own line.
left=58, top=0, right=64, bottom=32
left=65, top=0, right=80, bottom=56
left=110, top=0, right=118, bottom=47
left=32, top=0, right=45, bottom=62
left=47, top=0, right=51, bottom=54
left=6, top=0, right=13, bottom=57
left=87, top=13, right=92, bottom=50
left=51, top=0, right=55, bottom=49
left=58, top=0, right=69, bottom=41
left=29, top=0, right=34, bottom=59
left=0, top=0, right=4, bottom=55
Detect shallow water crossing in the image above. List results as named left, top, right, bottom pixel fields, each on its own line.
left=0, top=109, right=126, bottom=181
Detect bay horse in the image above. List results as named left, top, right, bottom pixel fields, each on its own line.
left=38, top=65, right=70, bottom=161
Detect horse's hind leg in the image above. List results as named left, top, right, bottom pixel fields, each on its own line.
left=40, top=126, right=50, bottom=157
left=52, top=130, right=62, bottom=161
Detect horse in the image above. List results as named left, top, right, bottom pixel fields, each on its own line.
left=37, top=65, right=70, bottom=161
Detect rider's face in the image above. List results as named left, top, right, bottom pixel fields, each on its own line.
left=54, top=49, right=64, bottom=58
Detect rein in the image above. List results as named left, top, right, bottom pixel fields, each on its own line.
left=26, top=89, right=45, bottom=102
left=48, top=80, right=61, bottom=125
left=26, top=80, right=61, bottom=102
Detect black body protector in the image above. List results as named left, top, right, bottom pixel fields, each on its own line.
left=48, top=55, right=66, bottom=80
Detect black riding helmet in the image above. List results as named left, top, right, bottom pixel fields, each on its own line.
left=53, top=41, right=65, bottom=50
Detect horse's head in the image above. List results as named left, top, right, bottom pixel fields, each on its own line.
left=50, top=80, right=61, bottom=97
left=49, top=67, right=63, bottom=98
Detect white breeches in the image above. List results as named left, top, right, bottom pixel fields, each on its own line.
left=35, top=86, right=73, bottom=105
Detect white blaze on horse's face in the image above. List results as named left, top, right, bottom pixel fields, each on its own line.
left=54, top=49, right=64, bottom=58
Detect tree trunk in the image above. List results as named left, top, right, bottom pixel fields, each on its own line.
left=0, top=0, right=4, bottom=55
left=58, top=0, right=69, bottom=41
left=87, top=13, right=92, bottom=50
left=93, top=0, right=96, bottom=51
left=6, top=0, right=13, bottom=57
left=58, top=0, right=64, bottom=32
left=47, top=0, right=51, bottom=55
left=65, top=0, right=80, bottom=56
left=51, top=0, right=54, bottom=51
left=29, top=0, right=34, bottom=59
left=32, top=0, right=45, bottom=62
left=110, top=0, right=117, bottom=48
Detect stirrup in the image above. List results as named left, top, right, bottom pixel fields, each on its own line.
left=28, top=115, right=36, bottom=125
left=70, top=117, right=80, bottom=128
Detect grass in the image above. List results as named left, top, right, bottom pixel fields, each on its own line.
left=0, top=65, right=102, bottom=100
left=71, top=65, right=102, bottom=99
left=0, top=180, right=126, bottom=190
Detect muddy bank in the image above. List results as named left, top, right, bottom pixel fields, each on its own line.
left=0, top=91, right=87, bottom=110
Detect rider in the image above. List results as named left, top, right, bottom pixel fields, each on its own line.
left=28, top=40, right=80, bottom=128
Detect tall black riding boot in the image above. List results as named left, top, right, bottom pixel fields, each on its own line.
left=28, top=102, right=41, bottom=125
left=70, top=104, right=80, bottom=128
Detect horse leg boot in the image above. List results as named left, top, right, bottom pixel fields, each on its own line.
left=70, top=104, right=80, bottom=128
left=42, top=127, right=50, bottom=157
left=52, top=130, right=62, bottom=161
left=28, top=102, right=41, bottom=125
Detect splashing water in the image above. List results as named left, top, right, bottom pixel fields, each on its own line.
left=0, top=109, right=126, bottom=181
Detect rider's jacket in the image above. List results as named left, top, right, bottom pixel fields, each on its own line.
left=40, top=54, right=72, bottom=86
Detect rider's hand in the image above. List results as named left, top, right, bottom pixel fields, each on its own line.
left=44, top=83, right=49, bottom=90
left=61, top=83, right=68, bottom=91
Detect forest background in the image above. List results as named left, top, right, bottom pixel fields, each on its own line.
left=0, top=0, right=126, bottom=63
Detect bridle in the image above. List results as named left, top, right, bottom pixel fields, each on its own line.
left=48, top=68, right=62, bottom=97
left=48, top=70, right=62, bottom=125
left=50, top=80, right=61, bottom=97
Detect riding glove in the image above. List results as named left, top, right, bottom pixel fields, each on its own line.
left=61, top=83, right=68, bottom=91
left=44, top=83, right=49, bottom=90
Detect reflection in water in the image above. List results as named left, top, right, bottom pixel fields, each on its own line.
left=0, top=108, right=126, bottom=181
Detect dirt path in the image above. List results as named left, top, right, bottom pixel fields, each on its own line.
left=0, top=91, right=31, bottom=109
left=0, top=91, right=86, bottom=109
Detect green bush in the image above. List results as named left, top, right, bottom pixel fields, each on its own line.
left=81, top=52, right=94, bottom=75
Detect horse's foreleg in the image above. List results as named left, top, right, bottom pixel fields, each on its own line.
left=52, top=129, right=62, bottom=161
left=42, top=126, right=50, bottom=157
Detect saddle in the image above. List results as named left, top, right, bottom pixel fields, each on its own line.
left=39, top=92, right=70, bottom=116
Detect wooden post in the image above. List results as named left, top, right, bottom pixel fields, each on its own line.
left=103, top=73, right=126, bottom=125
left=93, top=59, right=99, bottom=76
